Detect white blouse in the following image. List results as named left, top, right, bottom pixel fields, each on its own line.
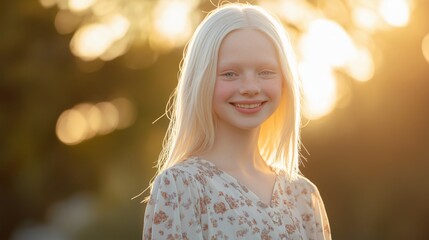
left=143, top=157, right=331, bottom=240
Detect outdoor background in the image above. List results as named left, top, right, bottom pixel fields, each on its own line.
left=1, top=0, right=429, bottom=239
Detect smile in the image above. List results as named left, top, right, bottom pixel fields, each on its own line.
left=233, top=103, right=263, bottom=109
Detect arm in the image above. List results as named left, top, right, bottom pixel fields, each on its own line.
left=143, top=169, right=203, bottom=240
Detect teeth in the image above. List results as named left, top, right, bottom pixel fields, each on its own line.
left=235, top=103, right=261, bottom=109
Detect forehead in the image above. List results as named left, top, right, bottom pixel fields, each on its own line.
left=217, top=29, right=279, bottom=66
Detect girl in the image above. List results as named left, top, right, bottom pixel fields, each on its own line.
left=143, top=3, right=331, bottom=240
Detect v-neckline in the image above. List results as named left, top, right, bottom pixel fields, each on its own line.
left=194, top=157, right=279, bottom=208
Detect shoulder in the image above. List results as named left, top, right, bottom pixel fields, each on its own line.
left=277, top=173, right=321, bottom=201
left=291, top=174, right=320, bottom=194
left=152, top=157, right=212, bottom=189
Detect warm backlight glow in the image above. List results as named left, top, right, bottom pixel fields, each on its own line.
left=95, top=102, right=119, bottom=135
left=68, top=0, right=96, bottom=12
left=103, top=14, right=130, bottom=40
left=300, top=62, right=337, bottom=120
left=39, top=0, right=56, bottom=8
left=352, top=7, right=380, bottom=32
left=379, top=0, right=410, bottom=27
left=299, top=19, right=356, bottom=68
left=56, top=99, right=135, bottom=145
left=70, top=23, right=113, bottom=60
left=56, top=109, right=89, bottom=145
left=151, top=0, right=194, bottom=51
left=345, top=46, right=375, bottom=82
left=422, top=33, right=429, bottom=64
left=154, top=1, right=190, bottom=37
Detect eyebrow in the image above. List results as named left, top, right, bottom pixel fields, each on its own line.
left=217, top=59, right=280, bottom=68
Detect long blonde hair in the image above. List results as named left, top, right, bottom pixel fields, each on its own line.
left=151, top=3, right=301, bottom=193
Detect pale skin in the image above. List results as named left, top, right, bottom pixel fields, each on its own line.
left=201, top=28, right=283, bottom=205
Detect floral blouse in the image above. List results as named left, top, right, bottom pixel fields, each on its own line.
left=143, top=157, right=331, bottom=240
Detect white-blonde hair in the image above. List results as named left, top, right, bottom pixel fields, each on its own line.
left=150, top=3, right=302, bottom=193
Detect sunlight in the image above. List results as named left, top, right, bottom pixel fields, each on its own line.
left=74, top=103, right=97, bottom=139
left=103, top=14, right=130, bottom=40
left=352, top=6, right=380, bottom=32
left=70, top=23, right=114, bottom=60
left=299, top=61, right=337, bottom=120
left=39, top=0, right=57, bottom=8
left=345, top=46, right=375, bottom=82
left=299, top=19, right=356, bottom=68
left=68, top=0, right=97, bottom=13
left=379, top=0, right=410, bottom=27
left=95, top=102, right=119, bottom=135
left=152, top=0, right=194, bottom=50
left=55, top=99, right=134, bottom=145
left=87, top=105, right=102, bottom=133
left=260, top=0, right=315, bottom=26
left=56, top=109, right=89, bottom=145
left=422, top=33, right=429, bottom=64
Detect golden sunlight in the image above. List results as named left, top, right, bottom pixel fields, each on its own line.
left=260, top=0, right=315, bottom=26
left=95, top=102, right=120, bottom=135
left=299, top=62, right=337, bottom=120
left=55, top=99, right=135, bottom=145
left=422, top=33, right=429, bottom=64
left=103, top=14, right=130, bottom=40
left=39, top=0, right=57, bottom=8
left=344, top=46, right=375, bottom=82
left=70, top=23, right=114, bottom=60
left=56, top=109, right=89, bottom=145
left=299, top=19, right=356, bottom=68
left=151, top=0, right=194, bottom=50
left=352, top=6, right=380, bottom=32
left=68, top=0, right=97, bottom=13
left=379, top=0, right=411, bottom=27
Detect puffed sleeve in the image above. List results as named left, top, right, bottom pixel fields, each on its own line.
left=309, top=186, right=331, bottom=240
left=143, top=169, right=203, bottom=240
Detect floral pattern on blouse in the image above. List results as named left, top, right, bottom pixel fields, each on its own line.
left=143, top=157, right=331, bottom=240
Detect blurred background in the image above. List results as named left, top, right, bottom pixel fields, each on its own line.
left=1, top=0, right=428, bottom=239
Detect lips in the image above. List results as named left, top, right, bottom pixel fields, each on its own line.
left=234, top=103, right=262, bottom=109
left=230, top=101, right=266, bottom=114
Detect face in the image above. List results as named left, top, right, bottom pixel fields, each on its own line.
left=213, top=28, right=283, bottom=131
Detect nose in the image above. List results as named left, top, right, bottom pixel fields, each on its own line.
left=239, top=74, right=260, bottom=96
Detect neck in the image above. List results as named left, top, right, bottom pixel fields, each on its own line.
left=201, top=122, right=267, bottom=172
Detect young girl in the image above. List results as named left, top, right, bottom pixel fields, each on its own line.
left=143, top=3, right=331, bottom=240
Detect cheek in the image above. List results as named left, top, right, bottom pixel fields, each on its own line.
left=213, top=81, right=234, bottom=102
left=265, top=79, right=283, bottom=100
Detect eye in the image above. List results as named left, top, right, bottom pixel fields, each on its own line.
left=259, top=70, right=276, bottom=77
left=220, top=71, right=238, bottom=79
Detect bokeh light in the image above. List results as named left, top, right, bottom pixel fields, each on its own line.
left=379, top=0, right=411, bottom=27
left=55, top=98, right=136, bottom=145
left=300, top=62, right=337, bottom=119
left=68, top=0, right=96, bottom=13
left=70, top=23, right=114, bottom=61
left=56, top=109, right=89, bottom=145
left=344, top=46, right=375, bottom=82
left=299, top=19, right=356, bottom=68
left=422, top=33, right=429, bottom=64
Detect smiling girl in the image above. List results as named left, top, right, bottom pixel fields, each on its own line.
left=143, top=3, right=331, bottom=240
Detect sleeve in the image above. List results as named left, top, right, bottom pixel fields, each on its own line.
left=309, top=186, right=331, bottom=240
left=143, top=169, right=203, bottom=240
